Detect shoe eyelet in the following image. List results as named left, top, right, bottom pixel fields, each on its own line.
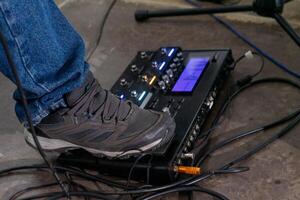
left=103, top=117, right=112, bottom=124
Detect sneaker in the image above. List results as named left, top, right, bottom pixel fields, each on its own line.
left=24, top=72, right=176, bottom=158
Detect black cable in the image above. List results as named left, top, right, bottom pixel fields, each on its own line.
left=187, top=104, right=300, bottom=185
left=147, top=106, right=300, bottom=199
left=212, top=167, right=249, bottom=174
left=9, top=182, right=59, bottom=200
left=0, top=163, right=193, bottom=195
left=0, top=164, right=131, bottom=190
left=0, top=31, right=70, bottom=197
left=188, top=0, right=241, bottom=6
left=138, top=186, right=230, bottom=200
left=47, top=191, right=116, bottom=200
left=17, top=191, right=114, bottom=200
left=64, top=172, right=90, bottom=200
left=197, top=108, right=300, bottom=166
left=221, top=113, right=300, bottom=170
left=200, top=77, right=299, bottom=147
left=204, top=77, right=300, bottom=140
left=10, top=181, right=90, bottom=200
left=18, top=192, right=62, bottom=200
left=233, top=51, right=265, bottom=78
left=86, top=0, right=117, bottom=61
left=0, top=165, right=47, bottom=175
left=186, top=113, right=300, bottom=186
left=126, top=154, right=152, bottom=187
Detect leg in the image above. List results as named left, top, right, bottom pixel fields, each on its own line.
left=0, top=0, right=175, bottom=158
left=0, top=0, right=89, bottom=125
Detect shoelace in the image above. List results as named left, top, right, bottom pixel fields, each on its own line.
left=66, top=79, right=132, bottom=123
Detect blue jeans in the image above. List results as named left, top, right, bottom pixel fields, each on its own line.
left=0, top=0, right=89, bottom=126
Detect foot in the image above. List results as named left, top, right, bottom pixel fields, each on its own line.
left=25, top=72, right=176, bottom=158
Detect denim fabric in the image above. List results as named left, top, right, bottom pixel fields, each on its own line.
left=0, top=0, right=89, bottom=126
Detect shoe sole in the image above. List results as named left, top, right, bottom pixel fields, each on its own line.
left=24, top=129, right=165, bottom=158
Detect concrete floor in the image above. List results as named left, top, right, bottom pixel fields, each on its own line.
left=0, top=0, right=300, bottom=199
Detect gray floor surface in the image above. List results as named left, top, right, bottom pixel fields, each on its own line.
left=0, top=0, right=299, bottom=199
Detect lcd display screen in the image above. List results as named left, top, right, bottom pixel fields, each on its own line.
left=172, top=57, right=209, bottom=92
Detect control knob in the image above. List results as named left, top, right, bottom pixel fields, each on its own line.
left=158, top=81, right=166, bottom=90
left=131, top=64, right=138, bottom=72
left=166, top=69, right=174, bottom=78
left=186, top=141, right=191, bottom=148
left=192, top=129, right=197, bottom=136
left=189, top=135, right=194, bottom=141
left=173, top=57, right=179, bottom=63
left=131, top=90, right=138, bottom=98
left=141, top=75, right=148, bottom=82
left=161, top=48, right=167, bottom=55
left=170, top=63, right=176, bottom=69
left=195, top=124, right=200, bottom=131
left=140, top=51, right=147, bottom=59
left=177, top=52, right=183, bottom=57
left=152, top=61, right=158, bottom=68
left=162, top=107, right=170, bottom=113
left=120, top=78, right=127, bottom=86
left=177, top=52, right=184, bottom=61
left=162, top=75, right=170, bottom=84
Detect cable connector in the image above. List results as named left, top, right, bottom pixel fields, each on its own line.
left=173, top=166, right=201, bottom=175
left=244, top=50, right=254, bottom=59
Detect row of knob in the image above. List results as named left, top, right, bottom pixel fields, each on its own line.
left=157, top=52, right=184, bottom=91
left=139, top=47, right=169, bottom=60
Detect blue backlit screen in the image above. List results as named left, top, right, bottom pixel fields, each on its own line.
left=172, top=57, right=209, bottom=92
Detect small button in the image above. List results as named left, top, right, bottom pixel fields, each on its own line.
left=186, top=141, right=191, bottom=147
left=158, top=81, right=166, bottom=90
left=162, top=107, right=170, bottom=113
left=166, top=69, right=174, bottom=78
left=212, top=91, right=217, bottom=98
left=141, top=75, right=148, bottom=82
left=183, top=147, right=188, bottom=153
left=131, top=90, right=138, bottom=98
left=162, top=75, right=170, bottom=84
left=131, top=64, right=138, bottom=72
left=170, top=63, right=176, bottom=68
left=152, top=61, right=158, bottom=68
left=120, top=78, right=127, bottom=86
left=161, top=48, right=167, bottom=55
left=177, top=52, right=183, bottom=57
left=192, top=129, right=197, bottom=136
left=189, top=135, right=194, bottom=141
left=140, top=51, right=147, bottom=59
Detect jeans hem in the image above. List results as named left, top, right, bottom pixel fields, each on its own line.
left=23, top=98, right=66, bottom=128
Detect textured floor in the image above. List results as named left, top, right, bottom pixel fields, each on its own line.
left=0, top=0, right=299, bottom=199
